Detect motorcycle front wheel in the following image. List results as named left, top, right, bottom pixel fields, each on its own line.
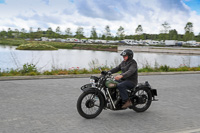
left=77, top=91, right=104, bottom=119
left=131, top=87, right=152, bottom=112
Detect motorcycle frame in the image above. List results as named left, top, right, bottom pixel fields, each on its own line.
left=80, top=76, right=158, bottom=110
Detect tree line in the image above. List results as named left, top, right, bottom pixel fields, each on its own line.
left=0, top=21, right=200, bottom=41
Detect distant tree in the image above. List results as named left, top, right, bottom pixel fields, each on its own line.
left=184, top=31, right=195, bottom=41
left=184, top=22, right=195, bottom=41
left=65, top=28, right=72, bottom=37
left=13, top=29, right=20, bottom=38
left=37, top=27, right=41, bottom=32
left=135, top=25, right=143, bottom=35
left=14, top=29, right=19, bottom=32
left=20, top=28, right=27, bottom=38
left=196, top=32, right=200, bottom=42
left=168, top=29, right=178, bottom=40
left=159, top=22, right=170, bottom=41
left=101, top=34, right=106, bottom=40
left=142, top=33, right=148, bottom=40
left=55, top=26, right=61, bottom=38
left=177, top=34, right=184, bottom=41
left=116, top=26, right=125, bottom=40
left=184, top=22, right=193, bottom=33
left=104, top=25, right=111, bottom=40
left=114, top=36, right=119, bottom=40
left=90, top=26, right=98, bottom=40
left=46, top=27, right=54, bottom=38
left=47, top=27, right=53, bottom=32
left=35, top=27, right=42, bottom=38
left=0, top=29, right=7, bottom=38
left=158, top=33, right=167, bottom=41
left=75, top=27, right=84, bottom=39
left=21, top=28, right=26, bottom=33
left=161, top=21, right=171, bottom=33
left=7, top=28, right=13, bottom=38
left=56, top=26, right=61, bottom=34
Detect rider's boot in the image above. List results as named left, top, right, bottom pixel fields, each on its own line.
left=122, top=99, right=132, bottom=109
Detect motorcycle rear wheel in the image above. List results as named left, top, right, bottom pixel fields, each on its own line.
left=131, top=87, right=152, bottom=112
left=77, top=91, right=104, bottom=119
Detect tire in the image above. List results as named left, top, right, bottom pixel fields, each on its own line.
left=77, top=90, right=105, bottom=119
left=132, top=87, right=152, bottom=112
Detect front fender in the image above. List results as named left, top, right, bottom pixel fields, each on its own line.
left=82, top=87, right=106, bottom=107
left=82, top=87, right=102, bottom=95
left=80, top=83, right=92, bottom=91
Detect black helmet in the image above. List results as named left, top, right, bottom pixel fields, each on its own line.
left=120, top=49, right=134, bottom=59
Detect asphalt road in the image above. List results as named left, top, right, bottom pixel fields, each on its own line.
left=1, top=74, right=200, bottom=133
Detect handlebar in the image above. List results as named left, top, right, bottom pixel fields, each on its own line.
left=101, top=71, right=112, bottom=75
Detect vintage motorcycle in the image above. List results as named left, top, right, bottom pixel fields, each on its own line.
left=77, top=71, right=158, bottom=119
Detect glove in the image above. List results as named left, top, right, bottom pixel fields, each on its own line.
left=101, top=71, right=108, bottom=75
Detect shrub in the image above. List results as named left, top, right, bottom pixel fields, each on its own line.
left=159, top=65, right=170, bottom=72
left=139, top=64, right=154, bottom=72
left=27, top=72, right=38, bottom=76
left=20, top=63, right=38, bottom=74
left=169, top=68, right=177, bottom=71
left=79, top=68, right=89, bottom=74
left=90, top=68, right=101, bottom=74
left=177, top=66, right=189, bottom=71
left=9, top=68, right=21, bottom=76
left=57, top=71, right=68, bottom=75
left=43, top=71, right=54, bottom=75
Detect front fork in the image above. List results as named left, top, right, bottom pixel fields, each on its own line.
left=105, top=88, right=116, bottom=110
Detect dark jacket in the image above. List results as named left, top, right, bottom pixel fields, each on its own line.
left=109, top=58, right=138, bottom=85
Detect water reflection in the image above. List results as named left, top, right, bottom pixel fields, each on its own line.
left=0, top=45, right=200, bottom=71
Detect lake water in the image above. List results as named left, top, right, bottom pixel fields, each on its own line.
left=1, top=45, right=200, bottom=72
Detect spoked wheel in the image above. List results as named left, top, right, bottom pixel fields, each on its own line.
left=132, top=87, right=152, bottom=112
left=77, top=91, right=104, bottom=119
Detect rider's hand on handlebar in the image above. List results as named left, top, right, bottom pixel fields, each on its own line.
left=115, top=75, right=123, bottom=80
left=101, top=71, right=108, bottom=75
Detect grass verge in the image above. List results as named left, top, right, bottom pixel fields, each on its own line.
left=1, top=64, right=200, bottom=77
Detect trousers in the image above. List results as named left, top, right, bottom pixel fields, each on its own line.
left=117, top=80, right=135, bottom=101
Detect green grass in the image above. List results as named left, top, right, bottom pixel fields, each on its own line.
left=0, top=39, right=27, bottom=46
left=16, top=43, right=58, bottom=50
left=0, top=39, right=117, bottom=51
left=0, top=63, right=40, bottom=76
left=40, top=41, right=117, bottom=52
left=138, top=64, right=200, bottom=72
left=1, top=63, right=200, bottom=77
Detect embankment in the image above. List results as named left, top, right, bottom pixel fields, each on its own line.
left=118, top=46, right=200, bottom=55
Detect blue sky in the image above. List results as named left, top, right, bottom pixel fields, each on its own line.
left=0, top=0, right=200, bottom=36
left=184, top=0, right=200, bottom=15
left=183, top=0, right=200, bottom=14
left=0, top=0, right=5, bottom=4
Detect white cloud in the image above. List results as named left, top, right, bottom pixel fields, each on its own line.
left=0, top=0, right=200, bottom=36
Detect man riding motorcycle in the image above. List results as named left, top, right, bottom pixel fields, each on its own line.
left=109, top=49, right=138, bottom=108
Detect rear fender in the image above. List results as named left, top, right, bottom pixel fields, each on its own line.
left=135, top=85, right=158, bottom=99
left=151, top=89, right=157, bottom=97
